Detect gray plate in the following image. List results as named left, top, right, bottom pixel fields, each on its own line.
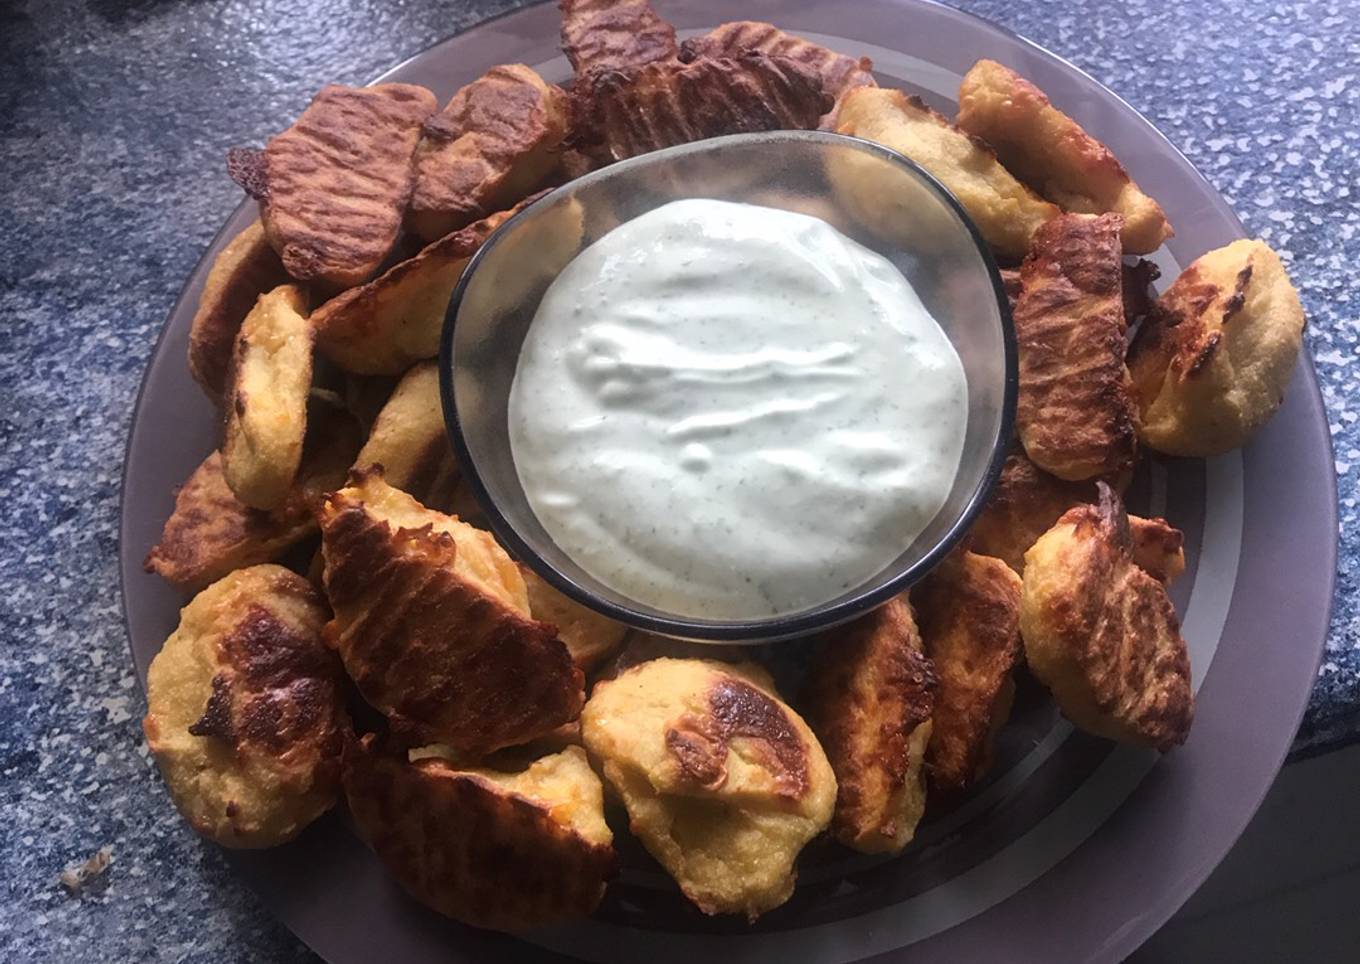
left=119, top=1, right=1339, bottom=961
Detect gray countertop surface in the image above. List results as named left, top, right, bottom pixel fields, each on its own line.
left=2, top=0, right=1356, bottom=959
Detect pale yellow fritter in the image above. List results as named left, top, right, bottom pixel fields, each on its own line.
left=581, top=658, right=836, bottom=920
left=318, top=470, right=583, bottom=754
left=143, top=565, right=347, bottom=848
left=221, top=284, right=313, bottom=510
left=956, top=59, right=1172, bottom=254
left=833, top=86, right=1059, bottom=259
left=350, top=361, right=459, bottom=508
left=1020, top=484, right=1194, bottom=751
left=344, top=737, right=615, bottom=930
left=519, top=565, right=628, bottom=672
left=913, top=551, right=1022, bottom=793
left=311, top=208, right=511, bottom=376
left=187, top=220, right=288, bottom=404
left=407, top=64, right=568, bottom=242
left=804, top=598, right=936, bottom=854
left=1127, top=239, right=1305, bottom=456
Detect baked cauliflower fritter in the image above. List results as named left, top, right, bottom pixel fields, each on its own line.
left=570, top=52, right=830, bottom=166
left=519, top=565, right=627, bottom=672
left=969, top=450, right=1185, bottom=584
left=350, top=361, right=458, bottom=507
left=145, top=401, right=361, bottom=590
left=407, top=65, right=568, bottom=242
left=232, top=83, right=437, bottom=289
left=1020, top=484, right=1194, bottom=751
left=1123, top=258, right=1162, bottom=328
left=462, top=193, right=586, bottom=315
left=581, top=658, right=836, bottom=919
left=318, top=469, right=583, bottom=754
left=956, top=59, right=1172, bottom=254
left=1127, top=238, right=1305, bottom=456
left=1014, top=212, right=1139, bottom=481
left=804, top=598, right=936, bottom=854
left=143, top=565, right=347, bottom=848
left=187, top=220, right=288, bottom=404
left=913, top=551, right=1022, bottom=793
left=833, top=86, right=1059, bottom=260
left=145, top=452, right=313, bottom=591
left=343, top=737, right=615, bottom=930
left=221, top=284, right=314, bottom=510
left=559, top=0, right=678, bottom=75
left=678, top=21, right=875, bottom=125
left=969, top=449, right=1096, bottom=574
left=1128, top=515, right=1186, bottom=585
left=311, top=207, right=512, bottom=375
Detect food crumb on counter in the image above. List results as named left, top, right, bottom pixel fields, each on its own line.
left=59, top=846, right=113, bottom=896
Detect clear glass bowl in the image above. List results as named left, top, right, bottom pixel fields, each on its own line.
left=439, top=130, right=1015, bottom=642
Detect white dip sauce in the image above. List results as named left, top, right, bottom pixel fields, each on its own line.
left=508, top=198, right=967, bottom=619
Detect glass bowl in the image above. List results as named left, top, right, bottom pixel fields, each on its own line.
left=439, top=130, right=1015, bottom=642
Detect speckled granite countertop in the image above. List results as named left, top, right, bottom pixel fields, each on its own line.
left=2, top=0, right=1356, bottom=959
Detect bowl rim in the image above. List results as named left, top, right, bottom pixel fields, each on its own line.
left=439, top=129, right=1017, bottom=642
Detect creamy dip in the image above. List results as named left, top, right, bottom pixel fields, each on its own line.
left=508, top=199, right=967, bottom=619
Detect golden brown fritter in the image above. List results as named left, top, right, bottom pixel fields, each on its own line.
left=581, top=658, right=836, bottom=919
left=833, top=87, right=1059, bottom=260
left=143, top=565, right=347, bottom=847
left=239, top=83, right=437, bottom=289
left=970, top=450, right=1185, bottom=585
left=559, top=0, right=678, bottom=74
left=343, top=737, right=615, bottom=930
left=956, top=59, right=1173, bottom=255
left=145, top=402, right=361, bottom=591
left=969, top=450, right=1096, bottom=574
left=221, top=285, right=314, bottom=510
left=570, top=52, right=830, bottom=165
left=1127, top=239, right=1305, bottom=456
left=913, top=551, right=1022, bottom=793
left=407, top=65, right=568, bottom=242
left=1014, top=212, right=1139, bottom=481
left=1020, top=484, right=1194, bottom=751
left=460, top=194, right=586, bottom=316
left=338, top=373, right=399, bottom=437
left=999, top=267, right=1022, bottom=311
left=350, top=361, right=458, bottom=508
left=187, top=220, right=289, bottom=404
left=310, top=207, right=512, bottom=376
left=1123, top=258, right=1161, bottom=327
left=318, top=470, right=583, bottom=754
left=145, top=452, right=314, bottom=591
left=518, top=565, right=627, bottom=672
left=678, top=21, right=874, bottom=125
left=804, top=598, right=936, bottom=854
left=1128, top=515, right=1186, bottom=585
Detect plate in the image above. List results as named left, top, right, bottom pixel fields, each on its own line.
left=118, top=1, right=1339, bottom=961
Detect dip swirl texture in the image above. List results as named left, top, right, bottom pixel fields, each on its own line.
left=509, top=199, right=967, bottom=619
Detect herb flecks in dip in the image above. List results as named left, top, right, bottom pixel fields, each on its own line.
left=509, top=199, right=966, bottom=619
